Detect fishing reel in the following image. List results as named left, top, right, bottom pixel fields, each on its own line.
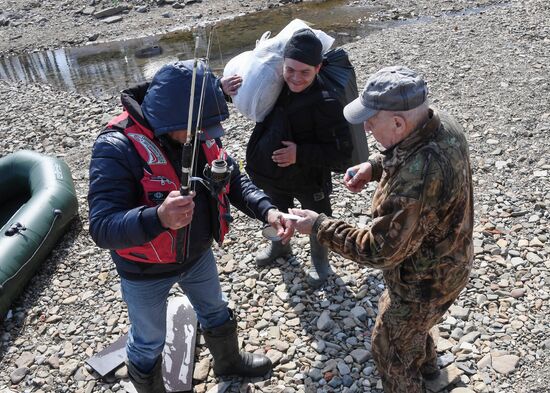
left=202, top=158, right=234, bottom=224
left=203, top=158, right=233, bottom=195
left=189, top=158, right=232, bottom=196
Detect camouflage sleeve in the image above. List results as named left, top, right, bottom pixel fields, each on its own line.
left=314, top=151, right=444, bottom=270
left=368, top=154, right=384, bottom=182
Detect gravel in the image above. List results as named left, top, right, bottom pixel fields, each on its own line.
left=1, top=0, right=549, bottom=392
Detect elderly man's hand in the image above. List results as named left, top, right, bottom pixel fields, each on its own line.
left=220, top=75, right=242, bottom=96
left=266, top=209, right=295, bottom=244
left=157, top=191, right=195, bottom=230
left=343, top=162, right=373, bottom=193
left=288, top=208, right=319, bottom=235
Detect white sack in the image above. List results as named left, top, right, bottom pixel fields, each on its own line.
left=223, top=49, right=283, bottom=123
left=224, top=19, right=334, bottom=123
left=255, top=19, right=335, bottom=55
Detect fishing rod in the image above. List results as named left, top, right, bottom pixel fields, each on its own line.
left=190, top=29, right=214, bottom=185
left=176, top=36, right=201, bottom=264
left=176, top=30, right=232, bottom=263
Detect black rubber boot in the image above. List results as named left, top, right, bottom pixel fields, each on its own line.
left=306, top=234, right=331, bottom=289
left=127, top=357, right=166, bottom=393
left=255, top=240, right=292, bottom=267
left=203, top=316, right=272, bottom=377
left=420, top=360, right=441, bottom=380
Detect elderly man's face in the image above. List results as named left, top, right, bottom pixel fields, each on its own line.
left=283, top=58, right=321, bottom=93
left=364, top=111, right=405, bottom=149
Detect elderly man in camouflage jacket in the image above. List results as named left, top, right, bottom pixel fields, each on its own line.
left=291, top=66, right=474, bottom=392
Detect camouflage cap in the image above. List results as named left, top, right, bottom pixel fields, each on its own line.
left=344, top=66, right=428, bottom=124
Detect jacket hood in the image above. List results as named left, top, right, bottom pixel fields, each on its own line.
left=141, top=60, right=229, bottom=137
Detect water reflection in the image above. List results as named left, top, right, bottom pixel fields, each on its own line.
left=0, top=0, right=381, bottom=97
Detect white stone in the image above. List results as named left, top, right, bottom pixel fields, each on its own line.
left=449, top=305, right=470, bottom=320
left=459, top=342, right=475, bottom=353
left=477, top=353, right=492, bottom=369
left=437, top=338, right=454, bottom=352
left=492, top=354, right=520, bottom=375
left=510, top=257, right=525, bottom=267
left=526, top=252, right=543, bottom=263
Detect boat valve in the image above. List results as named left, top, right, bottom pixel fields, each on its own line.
left=5, top=222, right=26, bottom=237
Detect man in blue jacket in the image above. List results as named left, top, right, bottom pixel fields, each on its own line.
left=88, top=61, right=293, bottom=392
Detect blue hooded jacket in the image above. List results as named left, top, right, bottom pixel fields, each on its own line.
left=141, top=60, right=229, bottom=138
left=88, top=65, right=276, bottom=280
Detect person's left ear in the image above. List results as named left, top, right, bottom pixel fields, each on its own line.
left=314, top=64, right=322, bottom=74
left=393, top=115, right=407, bottom=137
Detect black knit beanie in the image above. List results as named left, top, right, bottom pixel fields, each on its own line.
left=283, top=28, right=323, bottom=66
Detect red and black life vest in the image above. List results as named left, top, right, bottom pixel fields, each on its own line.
left=106, top=111, right=230, bottom=264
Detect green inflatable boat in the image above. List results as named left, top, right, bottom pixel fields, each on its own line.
left=0, top=150, right=78, bottom=319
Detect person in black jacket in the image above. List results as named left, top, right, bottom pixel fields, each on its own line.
left=246, top=29, right=353, bottom=288
left=88, top=61, right=293, bottom=392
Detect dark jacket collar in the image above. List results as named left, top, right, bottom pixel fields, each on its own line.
left=120, top=82, right=152, bottom=131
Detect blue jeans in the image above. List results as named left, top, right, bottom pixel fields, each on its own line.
left=120, top=248, right=229, bottom=373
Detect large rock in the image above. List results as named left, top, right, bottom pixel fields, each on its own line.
left=425, top=364, right=464, bottom=392
left=93, top=6, right=125, bottom=19
left=491, top=354, right=520, bottom=375
left=15, top=352, right=35, bottom=368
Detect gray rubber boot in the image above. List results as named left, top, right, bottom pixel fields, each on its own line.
left=203, top=316, right=272, bottom=377
left=127, top=357, right=166, bottom=393
left=255, top=240, right=292, bottom=267
left=306, top=234, right=331, bottom=289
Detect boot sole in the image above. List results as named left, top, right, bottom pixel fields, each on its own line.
left=214, top=365, right=273, bottom=378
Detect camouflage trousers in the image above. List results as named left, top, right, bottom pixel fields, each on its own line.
left=371, top=290, right=456, bottom=393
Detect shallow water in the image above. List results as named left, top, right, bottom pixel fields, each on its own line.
left=0, top=0, right=381, bottom=97
left=0, top=1, right=505, bottom=97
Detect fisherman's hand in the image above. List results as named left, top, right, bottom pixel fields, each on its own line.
left=157, top=191, right=195, bottom=230
left=272, top=141, right=297, bottom=167
left=266, top=209, right=295, bottom=244
left=220, top=75, right=243, bottom=96
left=288, top=209, right=318, bottom=235
left=344, top=162, right=372, bottom=193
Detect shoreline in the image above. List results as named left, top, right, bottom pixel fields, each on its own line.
left=1, top=0, right=549, bottom=392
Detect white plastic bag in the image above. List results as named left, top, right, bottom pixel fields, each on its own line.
left=223, top=49, right=284, bottom=123
left=223, top=19, right=334, bottom=123
left=255, top=19, right=335, bottom=55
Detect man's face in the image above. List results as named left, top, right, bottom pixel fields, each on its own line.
left=364, top=111, right=403, bottom=149
left=167, top=129, right=188, bottom=143
left=283, top=58, right=321, bottom=93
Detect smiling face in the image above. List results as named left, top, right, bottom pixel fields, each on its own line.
left=283, top=58, right=321, bottom=93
